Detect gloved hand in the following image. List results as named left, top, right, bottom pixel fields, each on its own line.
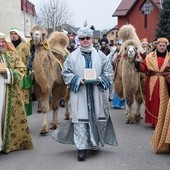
left=134, top=61, right=140, bottom=71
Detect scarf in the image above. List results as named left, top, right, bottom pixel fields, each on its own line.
left=12, top=38, right=21, bottom=48
left=156, top=50, right=167, bottom=58
left=80, top=44, right=94, bottom=53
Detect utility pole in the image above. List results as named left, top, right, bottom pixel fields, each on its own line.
left=53, top=7, right=56, bottom=31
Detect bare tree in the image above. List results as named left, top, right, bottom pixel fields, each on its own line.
left=36, top=0, right=74, bottom=33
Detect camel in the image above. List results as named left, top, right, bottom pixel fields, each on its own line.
left=114, top=24, right=146, bottom=124
left=30, top=25, right=70, bottom=134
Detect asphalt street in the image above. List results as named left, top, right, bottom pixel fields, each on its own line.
left=0, top=101, right=170, bottom=170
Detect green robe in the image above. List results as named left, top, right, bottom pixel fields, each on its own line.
left=16, top=41, right=32, bottom=116
left=1, top=51, right=33, bottom=153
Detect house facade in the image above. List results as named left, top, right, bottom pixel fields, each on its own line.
left=112, top=0, right=162, bottom=42
left=0, top=0, right=36, bottom=37
left=106, top=25, right=118, bottom=45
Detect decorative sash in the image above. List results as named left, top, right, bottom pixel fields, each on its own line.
left=0, top=54, right=7, bottom=73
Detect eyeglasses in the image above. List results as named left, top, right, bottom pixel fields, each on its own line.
left=79, top=37, right=91, bottom=41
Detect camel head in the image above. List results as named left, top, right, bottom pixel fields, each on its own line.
left=121, top=39, right=142, bottom=62
left=30, top=25, right=48, bottom=46
left=126, top=45, right=137, bottom=59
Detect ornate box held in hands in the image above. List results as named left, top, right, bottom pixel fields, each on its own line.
left=84, top=68, right=99, bottom=84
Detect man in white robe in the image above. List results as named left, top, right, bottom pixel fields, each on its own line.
left=52, top=26, right=118, bottom=161
left=0, top=33, right=12, bottom=149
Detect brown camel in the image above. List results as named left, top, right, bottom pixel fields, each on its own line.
left=114, top=24, right=145, bottom=124
left=30, top=25, right=70, bottom=134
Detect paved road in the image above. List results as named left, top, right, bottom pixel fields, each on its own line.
left=0, top=101, right=170, bottom=170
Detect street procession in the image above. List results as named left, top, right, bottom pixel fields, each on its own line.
left=0, top=0, right=170, bottom=169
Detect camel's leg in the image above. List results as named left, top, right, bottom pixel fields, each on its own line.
left=39, top=98, right=51, bottom=135
left=37, top=100, right=42, bottom=113
left=50, top=97, right=60, bottom=130
left=126, top=100, right=135, bottom=124
left=40, top=96, right=50, bottom=135
left=134, top=91, right=143, bottom=124
left=50, top=85, right=64, bottom=129
left=50, top=109, right=59, bottom=130
left=34, top=83, right=51, bottom=134
left=134, top=102, right=141, bottom=124
left=125, top=104, right=128, bottom=115
left=40, top=112, right=49, bottom=135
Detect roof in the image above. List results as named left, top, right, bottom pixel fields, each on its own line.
left=112, top=0, right=137, bottom=16
left=61, top=24, right=79, bottom=34
left=112, top=0, right=162, bottom=17
left=107, top=25, right=118, bottom=34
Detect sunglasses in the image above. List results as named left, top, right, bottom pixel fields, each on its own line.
left=79, top=37, right=91, bottom=41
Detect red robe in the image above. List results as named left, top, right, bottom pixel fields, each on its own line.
left=140, top=57, right=165, bottom=127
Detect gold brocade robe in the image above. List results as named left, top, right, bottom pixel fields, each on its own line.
left=146, top=50, right=170, bottom=153
left=1, top=50, right=33, bottom=153
left=16, top=41, right=32, bottom=115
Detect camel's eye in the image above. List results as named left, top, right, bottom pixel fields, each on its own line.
left=30, top=32, right=33, bottom=36
left=42, top=33, right=45, bottom=37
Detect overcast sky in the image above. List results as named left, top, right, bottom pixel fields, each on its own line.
left=30, top=0, right=122, bottom=30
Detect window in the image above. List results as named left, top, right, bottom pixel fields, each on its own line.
left=141, top=0, right=153, bottom=15
left=141, top=0, right=154, bottom=28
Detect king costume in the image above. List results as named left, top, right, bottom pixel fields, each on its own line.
left=7, top=27, right=32, bottom=116
left=0, top=33, right=33, bottom=153
left=138, top=37, right=170, bottom=153
left=52, top=27, right=117, bottom=151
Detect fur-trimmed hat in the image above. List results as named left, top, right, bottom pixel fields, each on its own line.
left=157, top=37, right=169, bottom=44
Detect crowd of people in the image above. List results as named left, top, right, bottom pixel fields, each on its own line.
left=0, top=24, right=170, bottom=160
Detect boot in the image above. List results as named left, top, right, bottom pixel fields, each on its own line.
left=77, top=150, right=87, bottom=161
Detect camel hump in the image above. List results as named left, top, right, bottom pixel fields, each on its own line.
left=48, top=31, right=69, bottom=49
left=118, top=24, right=143, bottom=53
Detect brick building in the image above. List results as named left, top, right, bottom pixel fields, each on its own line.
left=112, top=0, right=163, bottom=42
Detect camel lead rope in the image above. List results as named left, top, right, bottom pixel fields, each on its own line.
left=139, top=73, right=158, bottom=119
